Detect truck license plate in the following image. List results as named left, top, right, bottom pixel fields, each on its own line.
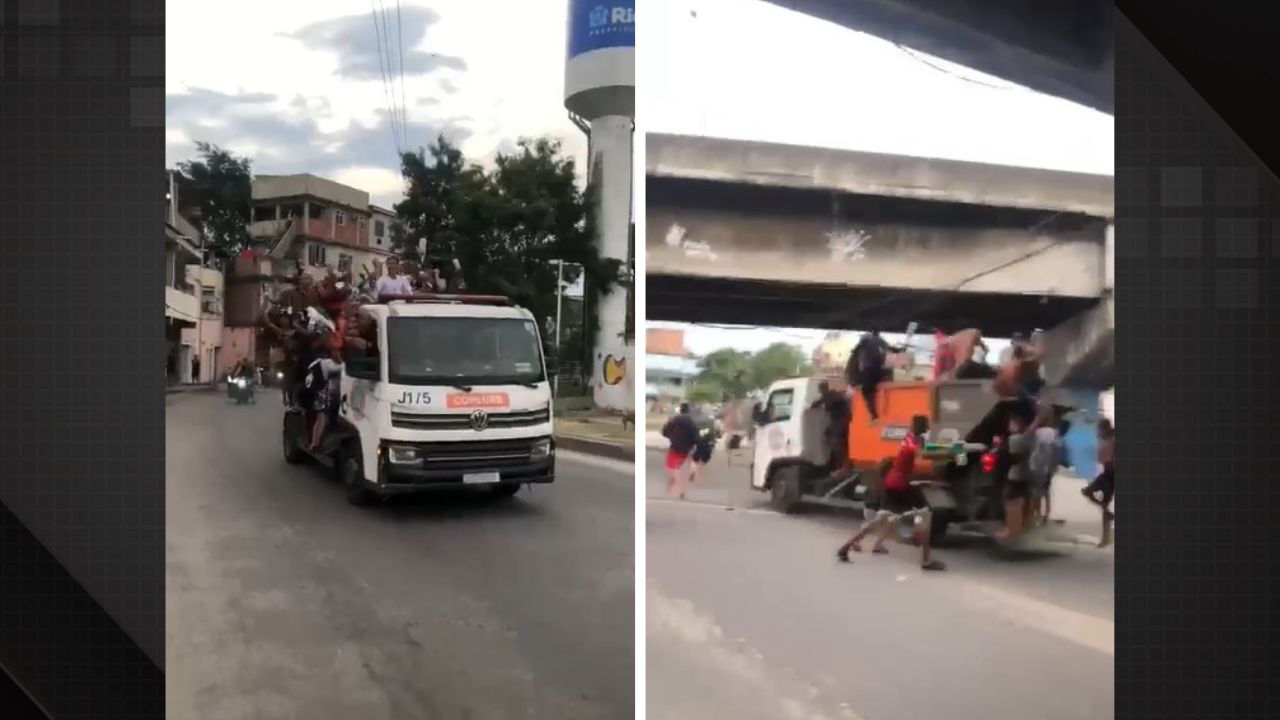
left=463, top=472, right=501, bottom=485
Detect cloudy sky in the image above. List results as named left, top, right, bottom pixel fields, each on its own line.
left=166, top=0, right=583, bottom=208
left=646, top=0, right=1114, bottom=353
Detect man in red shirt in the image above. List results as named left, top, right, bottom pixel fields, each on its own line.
left=836, top=414, right=946, bottom=571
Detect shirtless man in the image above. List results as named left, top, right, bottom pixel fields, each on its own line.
left=934, top=328, right=987, bottom=380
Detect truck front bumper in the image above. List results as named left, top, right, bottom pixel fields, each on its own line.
left=374, top=436, right=556, bottom=494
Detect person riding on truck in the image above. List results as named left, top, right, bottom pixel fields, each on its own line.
left=836, top=414, right=947, bottom=572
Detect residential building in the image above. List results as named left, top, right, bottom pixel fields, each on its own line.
left=223, top=174, right=398, bottom=372
left=165, top=210, right=224, bottom=385
left=245, top=174, right=395, bottom=277
left=646, top=328, right=699, bottom=403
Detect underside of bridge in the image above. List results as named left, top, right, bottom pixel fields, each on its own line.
left=647, top=274, right=1098, bottom=340
left=764, top=0, right=1113, bottom=113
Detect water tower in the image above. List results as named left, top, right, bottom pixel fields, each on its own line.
left=564, top=0, right=634, bottom=411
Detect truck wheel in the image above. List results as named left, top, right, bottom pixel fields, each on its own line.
left=282, top=414, right=306, bottom=465
left=769, top=465, right=802, bottom=513
left=340, top=447, right=377, bottom=506
left=490, top=483, right=521, bottom=499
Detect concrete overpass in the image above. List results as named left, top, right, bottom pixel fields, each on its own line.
left=764, top=0, right=1113, bottom=113
left=646, top=133, right=1115, bottom=386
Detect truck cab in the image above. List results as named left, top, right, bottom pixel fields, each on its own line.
left=283, top=294, right=555, bottom=505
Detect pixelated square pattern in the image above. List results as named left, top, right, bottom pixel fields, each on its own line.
left=18, top=36, right=60, bottom=78
left=1161, top=166, right=1203, bottom=207
left=131, top=0, right=162, bottom=26
left=130, top=36, right=162, bottom=78
left=19, top=0, right=61, bottom=26
left=1213, top=218, right=1259, bottom=258
left=130, top=86, right=164, bottom=128
left=1215, top=269, right=1259, bottom=308
left=74, top=37, right=118, bottom=78
left=1215, top=167, right=1259, bottom=207
left=1160, top=217, right=1201, bottom=258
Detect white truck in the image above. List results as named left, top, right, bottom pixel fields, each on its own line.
left=283, top=294, right=556, bottom=505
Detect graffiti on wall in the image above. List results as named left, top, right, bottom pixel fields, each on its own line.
left=664, top=223, right=719, bottom=262
left=825, top=228, right=872, bottom=263
left=602, top=354, right=627, bottom=385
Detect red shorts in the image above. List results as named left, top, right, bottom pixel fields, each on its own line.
left=665, top=450, right=689, bottom=471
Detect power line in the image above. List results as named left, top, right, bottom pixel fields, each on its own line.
left=370, top=2, right=403, bottom=155
left=395, top=0, right=410, bottom=150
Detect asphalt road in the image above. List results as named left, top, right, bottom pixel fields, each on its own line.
left=646, top=449, right=1114, bottom=720
left=166, top=391, right=635, bottom=720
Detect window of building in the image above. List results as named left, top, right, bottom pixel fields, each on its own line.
left=283, top=203, right=304, bottom=219
left=335, top=210, right=347, bottom=226
left=200, top=286, right=220, bottom=315
left=308, top=204, right=325, bottom=220
left=308, top=242, right=327, bottom=267
left=374, top=220, right=386, bottom=237
left=358, top=219, right=366, bottom=237
left=252, top=205, right=278, bottom=222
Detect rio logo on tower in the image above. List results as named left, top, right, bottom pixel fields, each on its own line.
left=568, top=0, right=634, bottom=59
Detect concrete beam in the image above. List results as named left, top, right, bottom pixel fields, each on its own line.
left=647, top=204, right=1106, bottom=299
left=648, top=134, right=1114, bottom=218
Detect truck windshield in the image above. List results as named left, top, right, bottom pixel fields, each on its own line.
left=386, top=316, right=546, bottom=386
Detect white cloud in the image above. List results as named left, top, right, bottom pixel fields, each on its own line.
left=645, top=0, right=1113, bottom=176
left=166, top=0, right=584, bottom=208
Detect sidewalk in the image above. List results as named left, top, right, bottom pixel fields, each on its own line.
left=556, top=410, right=635, bottom=462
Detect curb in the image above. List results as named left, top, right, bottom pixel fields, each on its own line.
left=555, top=434, right=635, bottom=462
left=166, top=384, right=219, bottom=395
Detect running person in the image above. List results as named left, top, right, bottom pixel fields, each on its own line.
left=661, top=404, right=698, bottom=500
left=1082, top=418, right=1116, bottom=547
left=689, top=414, right=717, bottom=484
left=836, top=414, right=946, bottom=571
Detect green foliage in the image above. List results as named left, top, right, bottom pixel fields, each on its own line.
left=687, top=379, right=725, bottom=404
left=174, top=142, right=253, bottom=265
left=695, top=342, right=812, bottom=399
left=394, top=135, right=625, bottom=364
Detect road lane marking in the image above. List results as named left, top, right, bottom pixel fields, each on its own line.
left=958, top=581, right=1114, bottom=656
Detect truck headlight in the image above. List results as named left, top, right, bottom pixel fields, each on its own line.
left=530, top=439, right=552, bottom=460
left=387, top=445, right=422, bottom=464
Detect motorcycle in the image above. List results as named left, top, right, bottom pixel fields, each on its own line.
left=226, top=374, right=256, bottom=405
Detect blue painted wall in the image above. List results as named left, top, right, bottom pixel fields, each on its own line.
left=1059, top=387, right=1101, bottom=478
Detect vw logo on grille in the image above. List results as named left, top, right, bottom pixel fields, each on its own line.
left=469, top=410, right=489, bottom=431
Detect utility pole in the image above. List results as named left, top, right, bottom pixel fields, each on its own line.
left=553, top=260, right=565, bottom=398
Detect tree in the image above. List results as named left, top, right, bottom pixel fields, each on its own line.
left=394, top=135, right=623, bottom=362
left=694, top=343, right=812, bottom=400
left=695, top=348, right=755, bottom=399
left=174, top=142, right=253, bottom=266
left=749, top=342, right=812, bottom=389
left=687, top=379, right=724, bottom=404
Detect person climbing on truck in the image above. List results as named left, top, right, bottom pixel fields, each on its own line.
left=846, top=329, right=902, bottom=423
left=836, top=414, right=946, bottom=571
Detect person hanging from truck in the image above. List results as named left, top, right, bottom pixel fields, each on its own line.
left=935, top=328, right=991, bottom=380
left=836, top=414, right=947, bottom=571
left=810, top=380, right=853, bottom=477
left=304, top=339, right=345, bottom=453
